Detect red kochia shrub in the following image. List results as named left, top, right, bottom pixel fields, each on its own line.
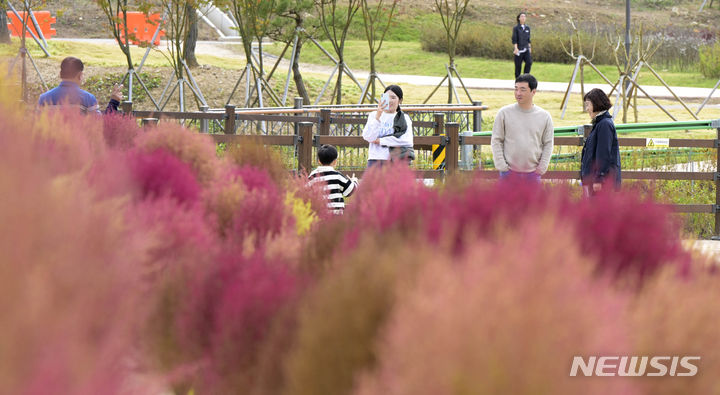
left=0, top=105, right=148, bottom=395
left=225, top=166, right=293, bottom=250
left=179, top=254, right=302, bottom=394
left=102, top=112, right=143, bottom=149
left=353, top=224, right=637, bottom=395
left=337, top=172, right=689, bottom=286
left=127, top=148, right=202, bottom=204
left=570, top=191, right=690, bottom=281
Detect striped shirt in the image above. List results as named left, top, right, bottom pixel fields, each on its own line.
left=308, top=166, right=358, bottom=214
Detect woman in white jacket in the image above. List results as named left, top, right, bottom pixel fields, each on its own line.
left=362, top=85, right=414, bottom=168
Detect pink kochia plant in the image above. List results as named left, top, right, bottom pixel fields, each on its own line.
left=226, top=166, right=293, bottom=249
left=179, top=254, right=301, bottom=394
left=126, top=148, right=202, bottom=204
left=353, top=224, right=637, bottom=395
left=340, top=171, right=688, bottom=285
left=102, top=112, right=144, bottom=149
left=0, top=105, right=148, bottom=395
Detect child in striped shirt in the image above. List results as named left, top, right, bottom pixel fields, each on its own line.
left=308, top=145, right=358, bottom=214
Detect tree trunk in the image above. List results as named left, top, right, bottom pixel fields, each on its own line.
left=335, top=60, right=344, bottom=105
left=184, top=5, right=199, bottom=68
left=370, top=51, right=376, bottom=101
left=0, top=1, right=11, bottom=44
left=292, top=39, right=310, bottom=104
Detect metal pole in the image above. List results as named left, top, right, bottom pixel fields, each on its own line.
left=473, top=100, right=483, bottom=169
left=136, top=12, right=166, bottom=74
left=282, top=33, right=300, bottom=106
left=200, top=105, right=209, bottom=133
left=460, top=131, right=473, bottom=170
left=25, top=3, right=48, bottom=50
left=7, top=1, right=50, bottom=56
left=696, top=78, right=720, bottom=116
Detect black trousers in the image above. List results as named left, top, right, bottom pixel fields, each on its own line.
left=514, top=51, right=532, bottom=78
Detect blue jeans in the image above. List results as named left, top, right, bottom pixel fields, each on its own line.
left=499, top=170, right=541, bottom=183
left=367, top=159, right=386, bottom=168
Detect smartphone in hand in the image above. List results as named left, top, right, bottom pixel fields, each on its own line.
left=379, top=92, right=390, bottom=110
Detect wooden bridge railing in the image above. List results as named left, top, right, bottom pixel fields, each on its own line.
left=125, top=102, right=720, bottom=238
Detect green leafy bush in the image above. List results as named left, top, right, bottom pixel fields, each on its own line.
left=420, top=22, right=617, bottom=65
left=699, top=41, right=720, bottom=79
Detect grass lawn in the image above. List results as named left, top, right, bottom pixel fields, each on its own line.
left=264, top=40, right=720, bottom=88
left=2, top=38, right=719, bottom=131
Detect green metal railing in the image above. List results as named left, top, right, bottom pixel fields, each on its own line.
left=465, top=119, right=720, bottom=239
left=471, top=119, right=720, bottom=137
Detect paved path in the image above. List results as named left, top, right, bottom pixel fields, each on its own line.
left=356, top=71, right=720, bottom=101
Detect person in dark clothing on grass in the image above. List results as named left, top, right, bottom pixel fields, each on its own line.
left=580, top=88, right=621, bottom=196
left=512, top=12, right=532, bottom=78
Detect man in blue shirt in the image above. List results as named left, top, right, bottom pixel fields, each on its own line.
left=38, top=56, right=122, bottom=113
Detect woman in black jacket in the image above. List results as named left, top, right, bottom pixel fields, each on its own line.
left=580, top=88, right=621, bottom=195
left=512, top=12, right=532, bottom=78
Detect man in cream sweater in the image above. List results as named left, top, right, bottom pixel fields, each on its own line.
left=491, top=73, right=554, bottom=182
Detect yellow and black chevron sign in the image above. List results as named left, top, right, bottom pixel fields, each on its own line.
left=432, top=142, right=446, bottom=170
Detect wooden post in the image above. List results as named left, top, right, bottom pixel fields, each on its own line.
left=715, top=126, right=720, bottom=238
left=121, top=101, right=133, bottom=114
left=445, top=122, right=460, bottom=176
left=319, top=108, right=331, bottom=136
left=298, top=122, right=314, bottom=174
left=433, top=113, right=445, bottom=136
left=224, top=105, right=236, bottom=135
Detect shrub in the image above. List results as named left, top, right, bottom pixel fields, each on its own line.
left=421, top=21, right=617, bottom=65
left=421, top=20, right=707, bottom=71
left=284, top=235, right=428, bottom=395
left=629, top=265, right=720, bottom=394
left=699, top=41, right=720, bottom=79
left=127, top=148, right=202, bottom=204
left=181, top=255, right=302, bottom=395
left=354, top=224, right=636, bottom=395
left=0, top=104, right=149, bottom=395
left=135, top=122, right=222, bottom=185
left=102, top=112, right=143, bottom=149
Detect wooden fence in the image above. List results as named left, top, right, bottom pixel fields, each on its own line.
left=124, top=102, right=720, bottom=238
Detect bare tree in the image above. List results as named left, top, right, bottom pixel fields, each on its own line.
left=266, top=0, right=316, bottom=104
left=436, top=0, right=469, bottom=68
left=221, top=0, right=289, bottom=106
left=315, top=0, right=361, bottom=104
left=96, top=0, right=135, bottom=70
left=0, top=0, right=11, bottom=44
left=424, top=0, right=472, bottom=103
left=360, top=0, right=398, bottom=102
left=184, top=4, right=199, bottom=67
left=140, top=0, right=210, bottom=110
left=96, top=0, right=161, bottom=108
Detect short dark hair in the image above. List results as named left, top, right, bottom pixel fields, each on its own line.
left=583, top=88, right=612, bottom=113
left=317, top=144, right=338, bottom=166
left=60, top=57, right=84, bottom=79
left=515, top=73, right=537, bottom=91
left=516, top=12, right=526, bottom=23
